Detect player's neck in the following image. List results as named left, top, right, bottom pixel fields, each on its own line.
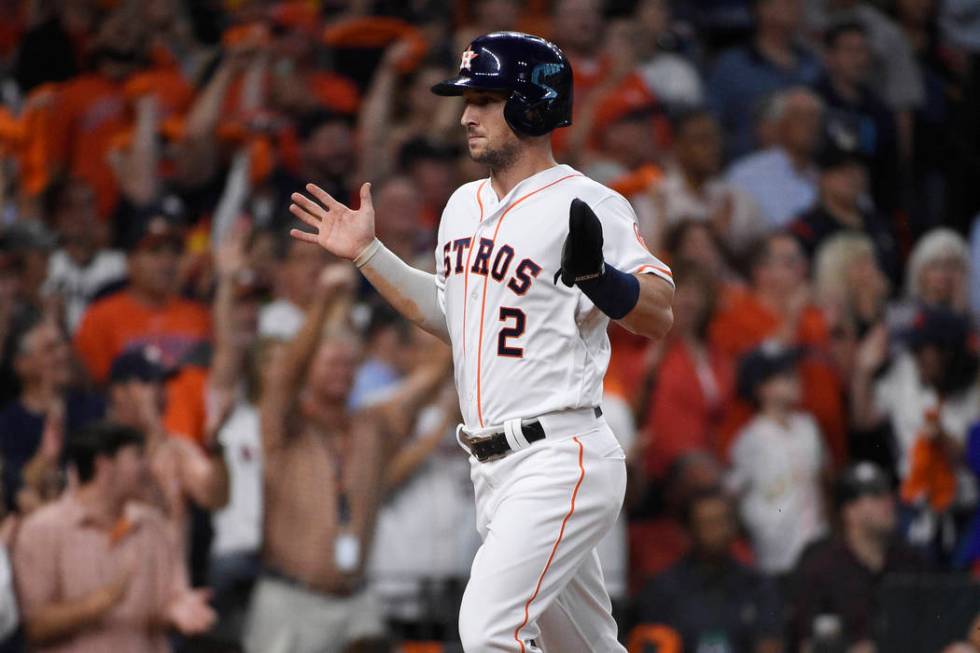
left=489, top=147, right=558, bottom=200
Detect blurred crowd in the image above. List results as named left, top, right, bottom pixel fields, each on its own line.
left=0, top=0, right=979, bottom=652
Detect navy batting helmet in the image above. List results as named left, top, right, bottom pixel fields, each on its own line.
left=431, top=32, right=573, bottom=137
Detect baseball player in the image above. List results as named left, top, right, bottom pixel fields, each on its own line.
left=289, top=32, right=674, bottom=652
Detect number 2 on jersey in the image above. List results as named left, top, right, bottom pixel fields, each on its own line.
left=497, top=307, right=526, bottom=357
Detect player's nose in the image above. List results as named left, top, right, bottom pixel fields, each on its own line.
left=461, top=103, right=479, bottom=128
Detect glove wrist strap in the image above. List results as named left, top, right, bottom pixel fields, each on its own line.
left=577, top=262, right=639, bottom=320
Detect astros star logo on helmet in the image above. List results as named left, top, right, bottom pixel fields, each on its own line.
left=460, top=47, right=478, bottom=71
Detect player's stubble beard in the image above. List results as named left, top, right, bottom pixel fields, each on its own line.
left=470, top=135, right=522, bottom=173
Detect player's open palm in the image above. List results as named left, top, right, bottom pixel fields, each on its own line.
left=289, top=182, right=375, bottom=260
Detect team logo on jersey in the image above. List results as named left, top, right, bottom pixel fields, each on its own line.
left=460, top=48, right=479, bottom=71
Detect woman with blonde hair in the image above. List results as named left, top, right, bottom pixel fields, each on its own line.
left=814, top=232, right=890, bottom=335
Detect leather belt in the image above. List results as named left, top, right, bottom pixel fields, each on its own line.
left=459, top=407, right=602, bottom=463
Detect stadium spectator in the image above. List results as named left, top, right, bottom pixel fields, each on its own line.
left=46, top=6, right=151, bottom=219
left=807, top=0, right=925, bottom=116
left=635, top=486, right=784, bottom=653
left=257, top=234, right=332, bottom=341
left=661, top=220, right=738, bottom=285
left=73, top=213, right=210, bottom=385
left=371, top=175, right=430, bottom=267
left=358, top=41, right=458, bottom=183
left=708, top=0, right=822, bottom=159
left=42, top=178, right=127, bottom=333
left=105, top=347, right=229, bottom=517
left=709, top=232, right=847, bottom=464
left=643, top=260, right=735, bottom=477
left=790, top=461, right=930, bottom=650
left=904, top=228, right=971, bottom=313
left=0, top=319, right=102, bottom=514
left=813, top=20, right=900, bottom=214
left=348, top=305, right=413, bottom=410
left=245, top=264, right=450, bottom=653
left=12, top=421, right=216, bottom=652
left=726, top=87, right=823, bottom=228
left=649, top=110, right=765, bottom=255
left=727, top=342, right=829, bottom=576
left=632, top=0, right=705, bottom=110
left=206, top=219, right=269, bottom=649
left=814, top=233, right=890, bottom=338
left=368, top=378, right=475, bottom=642
left=789, top=144, right=900, bottom=284
left=850, top=307, right=979, bottom=487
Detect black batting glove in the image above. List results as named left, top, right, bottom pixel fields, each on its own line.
left=555, top=198, right=605, bottom=287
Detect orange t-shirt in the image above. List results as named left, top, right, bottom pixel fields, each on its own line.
left=164, top=365, right=208, bottom=444
left=48, top=73, right=130, bottom=218
left=708, top=286, right=847, bottom=467
left=74, top=291, right=211, bottom=385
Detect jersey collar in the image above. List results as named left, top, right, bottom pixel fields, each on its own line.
left=479, top=164, right=578, bottom=220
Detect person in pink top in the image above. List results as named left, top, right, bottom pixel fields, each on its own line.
left=12, top=421, right=215, bottom=652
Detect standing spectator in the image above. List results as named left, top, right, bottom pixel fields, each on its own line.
left=650, top=110, right=765, bottom=255
left=372, top=175, right=429, bottom=268
left=257, top=235, right=332, bottom=341
left=358, top=40, right=458, bottom=183
left=12, top=421, right=216, bottom=652
left=348, top=306, right=413, bottom=410
left=643, top=260, right=735, bottom=477
left=104, top=347, right=229, bottom=516
left=726, top=88, right=824, bottom=228
left=0, top=320, right=103, bottom=514
left=633, top=0, right=705, bottom=110
left=807, top=0, right=924, bottom=161
left=791, top=462, right=930, bottom=650
left=904, top=228, right=970, bottom=314
left=662, top=220, right=739, bottom=285
left=851, top=307, right=979, bottom=485
left=47, top=7, right=150, bottom=218
left=635, top=487, right=784, bottom=653
left=710, top=232, right=847, bottom=464
left=0, top=221, right=57, bottom=344
left=207, top=220, right=269, bottom=648
left=813, top=21, right=899, bottom=214
left=367, top=379, right=476, bottom=642
left=708, top=0, right=822, bottom=159
left=73, top=213, right=210, bottom=385
left=42, top=178, right=127, bottom=333
left=245, top=265, right=450, bottom=653
left=789, top=144, right=900, bottom=285
left=728, top=342, right=829, bottom=575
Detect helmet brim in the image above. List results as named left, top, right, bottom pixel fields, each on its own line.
left=431, top=76, right=510, bottom=97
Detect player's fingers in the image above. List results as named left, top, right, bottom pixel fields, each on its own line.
left=306, top=183, right=348, bottom=213
left=289, top=228, right=319, bottom=244
left=290, top=192, right=327, bottom=220
left=289, top=203, right=321, bottom=228
left=358, top=182, right=373, bottom=211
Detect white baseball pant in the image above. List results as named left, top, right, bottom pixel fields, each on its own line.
left=456, top=409, right=629, bottom=652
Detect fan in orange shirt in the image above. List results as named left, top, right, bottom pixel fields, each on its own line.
left=46, top=8, right=155, bottom=219
left=709, top=232, right=847, bottom=466
left=74, top=213, right=211, bottom=388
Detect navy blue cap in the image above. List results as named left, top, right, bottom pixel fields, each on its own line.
left=737, top=341, right=802, bottom=401
left=835, top=461, right=891, bottom=508
left=108, top=346, right=174, bottom=384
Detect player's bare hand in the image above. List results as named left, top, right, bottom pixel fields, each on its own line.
left=289, top=182, right=375, bottom=261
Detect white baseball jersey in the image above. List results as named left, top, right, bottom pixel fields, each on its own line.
left=434, top=163, right=673, bottom=429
